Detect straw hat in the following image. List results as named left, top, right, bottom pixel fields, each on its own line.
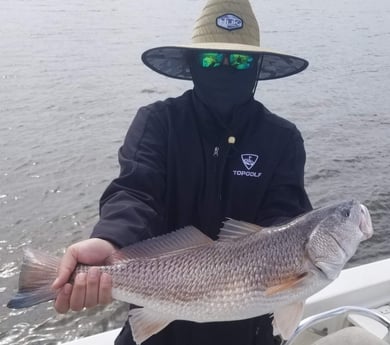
left=141, top=0, right=308, bottom=81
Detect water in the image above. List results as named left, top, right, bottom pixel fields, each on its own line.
left=0, top=0, right=389, bottom=343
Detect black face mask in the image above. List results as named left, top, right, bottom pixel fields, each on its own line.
left=189, top=53, right=259, bottom=114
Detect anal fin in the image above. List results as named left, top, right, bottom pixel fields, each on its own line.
left=129, top=308, right=174, bottom=345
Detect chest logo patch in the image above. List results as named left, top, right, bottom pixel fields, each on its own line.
left=241, top=154, right=259, bottom=170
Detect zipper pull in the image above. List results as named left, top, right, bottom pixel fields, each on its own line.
left=213, top=146, right=219, bottom=157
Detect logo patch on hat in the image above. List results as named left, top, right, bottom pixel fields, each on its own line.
left=216, top=14, right=243, bottom=31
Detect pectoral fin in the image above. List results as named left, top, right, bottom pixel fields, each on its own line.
left=128, top=308, right=174, bottom=345
left=273, top=301, right=304, bottom=339
left=264, top=273, right=308, bottom=296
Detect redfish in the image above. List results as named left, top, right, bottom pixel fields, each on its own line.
left=8, top=200, right=373, bottom=344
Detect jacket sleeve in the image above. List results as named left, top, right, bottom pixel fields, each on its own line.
left=256, top=129, right=312, bottom=226
left=90, top=105, right=167, bottom=248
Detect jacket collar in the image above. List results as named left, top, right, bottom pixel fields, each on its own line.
left=190, top=90, right=262, bottom=147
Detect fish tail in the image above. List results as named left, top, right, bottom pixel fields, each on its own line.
left=7, top=248, right=60, bottom=309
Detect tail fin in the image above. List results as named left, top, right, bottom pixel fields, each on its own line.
left=7, top=248, right=60, bottom=309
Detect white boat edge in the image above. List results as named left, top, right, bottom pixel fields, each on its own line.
left=61, top=258, right=390, bottom=345
left=305, top=257, right=390, bottom=317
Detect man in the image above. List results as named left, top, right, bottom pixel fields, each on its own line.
left=53, top=0, right=312, bottom=344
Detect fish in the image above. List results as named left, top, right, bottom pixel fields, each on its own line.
left=7, top=200, right=373, bottom=344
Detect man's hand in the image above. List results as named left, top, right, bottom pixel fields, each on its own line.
left=52, top=238, right=117, bottom=313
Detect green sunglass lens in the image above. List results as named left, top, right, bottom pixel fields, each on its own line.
left=198, top=52, right=255, bottom=70
left=229, top=54, right=254, bottom=70
left=199, top=52, right=224, bottom=68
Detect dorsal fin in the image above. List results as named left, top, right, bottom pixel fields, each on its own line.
left=106, top=226, right=213, bottom=264
left=218, top=218, right=264, bottom=242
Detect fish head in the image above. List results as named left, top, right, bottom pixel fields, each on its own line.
left=306, top=200, right=373, bottom=281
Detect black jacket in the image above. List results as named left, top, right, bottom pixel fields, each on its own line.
left=91, top=90, right=312, bottom=345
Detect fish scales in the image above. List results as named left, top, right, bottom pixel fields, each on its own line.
left=81, top=227, right=311, bottom=322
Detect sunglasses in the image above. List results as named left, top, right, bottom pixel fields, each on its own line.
left=198, top=52, right=255, bottom=70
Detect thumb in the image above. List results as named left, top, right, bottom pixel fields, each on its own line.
left=52, top=246, right=78, bottom=289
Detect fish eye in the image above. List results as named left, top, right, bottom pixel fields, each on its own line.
left=342, top=210, right=350, bottom=218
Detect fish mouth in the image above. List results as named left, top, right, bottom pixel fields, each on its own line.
left=359, top=204, right=373, bottom=240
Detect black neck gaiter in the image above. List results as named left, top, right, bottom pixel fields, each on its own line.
left=189, top=55, right=259, bottom=115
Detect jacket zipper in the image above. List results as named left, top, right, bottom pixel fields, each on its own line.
left=213, top=144, right=230, bottom=201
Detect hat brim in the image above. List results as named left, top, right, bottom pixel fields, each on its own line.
left=141, top=43, right=309, bottom=81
